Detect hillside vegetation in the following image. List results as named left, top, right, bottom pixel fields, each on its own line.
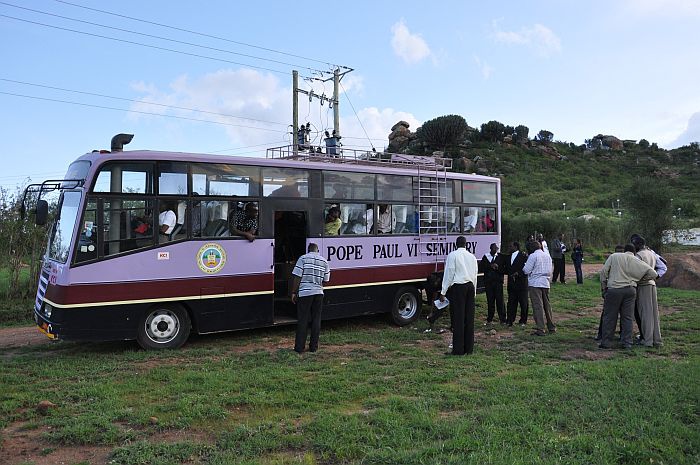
left=389, top=116, right=700, bottom=248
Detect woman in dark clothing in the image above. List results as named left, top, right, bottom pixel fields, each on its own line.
left=572, top=238, right=584, bottom=284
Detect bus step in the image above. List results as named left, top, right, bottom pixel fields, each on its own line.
left=273, top=316, right=298, bottom=325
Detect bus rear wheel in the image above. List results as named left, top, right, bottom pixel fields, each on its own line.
left=391, top=286, right=422, bottom=326
left=137, top=304, right=191, bottom=350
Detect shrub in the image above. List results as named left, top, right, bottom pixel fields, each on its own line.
left=415, top=115, right=469, bottom=150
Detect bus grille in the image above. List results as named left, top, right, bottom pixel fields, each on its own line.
left=35, top=269, right=50, bottom=313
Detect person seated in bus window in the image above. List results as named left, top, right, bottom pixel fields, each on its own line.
left=191, top=192, right=207, bottom=236
left=476, top=209, right=495, bottom=233
left=324, top=206, right=341, bottom=236
left=349, top=206, right=372, bottom=234
left=158, top=202, right=177, bottom=236
left=464, top=207, right=478, bottom=232
left=131, top=214, right=152, bottom=236
left=376, top=204, right=396, bottom=234
left=230, top=202, right=259, bottom=242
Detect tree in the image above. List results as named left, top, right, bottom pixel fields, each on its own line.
left=480, top=120, right=506, bottom=143
left=625, top=177, right=673, bottom=251
left=536, top=130, right=553, bottom=143
left=638, top=139, right=650, bottom=149
left=513, top=125, right=529, bottom=143
left=415, top=114, right=469, bottom=150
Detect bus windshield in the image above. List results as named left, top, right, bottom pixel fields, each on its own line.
left=48, top=191, right=82, bottom=263
left=62, top=160, right=91, bottom=188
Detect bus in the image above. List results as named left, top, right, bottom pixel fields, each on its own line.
left=26, top=134, right=501, bottom=349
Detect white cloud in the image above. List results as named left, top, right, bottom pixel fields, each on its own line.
left=473, top=55, right=493, bottom=80
left=670, top=111, right=700, bottom=148
left=129, top=69, right=292, bottom=147
left=491, top=20, right=562, bottom=57
left=391, top=19, right=432, bottom=64
left=127, top=69, right=414, bottom=152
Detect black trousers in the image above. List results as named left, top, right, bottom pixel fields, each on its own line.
left=448, top=282, right=475, bottom=355
left=294, top=294, right=324, bottom=353
left=507, top=287, right=529, bottom=324
left=552, top=257, right=566, bottom=283
left=485, top=280, right=506, bottom=323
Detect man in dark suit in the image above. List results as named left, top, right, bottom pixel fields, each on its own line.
left=506, top=241, right=529, bottom=326
left=481, top=243, right=506, bottom=324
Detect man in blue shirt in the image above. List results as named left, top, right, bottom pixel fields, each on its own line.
left=291, top=243, right=331, bottom=353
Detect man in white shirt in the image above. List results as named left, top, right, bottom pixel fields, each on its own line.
left=523, top=240, right=556, bottom=336
left=158, top=203, right=177, bottom=237
left=376, top=204, right=396, bottom=234
left=439, top=236, right=479, bottom=355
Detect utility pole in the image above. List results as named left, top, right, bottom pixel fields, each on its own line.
left=291, top=67, right=352, bottom=155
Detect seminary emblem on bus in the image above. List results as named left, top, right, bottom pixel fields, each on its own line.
left=197, top=243, right=227, bottom=274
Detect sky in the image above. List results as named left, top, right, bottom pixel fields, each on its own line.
left=1, top=0, right=699, bottom=190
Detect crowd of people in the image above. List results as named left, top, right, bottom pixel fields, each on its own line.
left=289, top=231, right=667, bottom=356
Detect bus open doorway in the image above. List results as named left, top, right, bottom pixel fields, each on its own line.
left=273, top=210, right=308, bottom=324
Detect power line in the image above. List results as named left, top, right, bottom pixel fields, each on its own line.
left=0, top=13, right=294, bottom=76
left=340, top=81, right=375, bottom=150
left=0, top=78, right=288, bottom=127
left=0, top=2, right=330, bottom=76
left=0, top=91, right=287, bottom=133
left=53, top=0, right=347, bottom=70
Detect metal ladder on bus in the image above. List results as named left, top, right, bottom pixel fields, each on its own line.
left=416, top=163, right=449, bottom=269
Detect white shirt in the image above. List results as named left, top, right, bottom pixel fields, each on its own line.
left=441, top=247, right=479, bottom=296
left=511, top=251, right=519, bottom=265
left=522, top=249, right=552, bottom=288
left=158, top=210, right=177, bottom=234
left=540, top=240, right=549, bottom=255
left=377, top=209, right=396, bottom=233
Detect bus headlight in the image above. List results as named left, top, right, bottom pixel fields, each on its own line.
left=44, top=304, right=53, bottom=319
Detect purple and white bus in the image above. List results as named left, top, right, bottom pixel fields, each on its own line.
left=28, top=135, right=501, bottom=349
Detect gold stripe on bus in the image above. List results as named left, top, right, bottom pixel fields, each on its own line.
left=42, top=289, right=275, bottom=309
left=42, top=273, right=485, bottom=309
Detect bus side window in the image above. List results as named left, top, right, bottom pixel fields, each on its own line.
left=202, top=201, right=229, bottom=237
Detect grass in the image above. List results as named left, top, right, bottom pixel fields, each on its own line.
left=1, top=278, right=698, bottom=464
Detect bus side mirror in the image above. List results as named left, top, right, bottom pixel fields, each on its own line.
left=35, top=200, right=48, bottom=225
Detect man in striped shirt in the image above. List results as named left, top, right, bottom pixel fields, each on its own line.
left=291, top=243, right=331, bottom=353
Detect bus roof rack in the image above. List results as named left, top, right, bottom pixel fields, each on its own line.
left=266, top=145, right=452, bottom=171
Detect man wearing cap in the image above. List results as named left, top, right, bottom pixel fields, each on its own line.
left=481, top=243, right=506, bottom=325
left=599, top=243, right=657, bottom=349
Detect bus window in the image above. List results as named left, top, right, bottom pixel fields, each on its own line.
left=263, top=168, right=308, bottom=197
left=104, top=199, right=154, bottom=256
left=93, top=163, right=153, bottom=194
left=192, top=164, right=261, bottom=197
left=377, top=174, right=413, bottom=202
left=323, top=171, right=375, bottom=200
left=464, top=207, right=496, bottom=233
left=48, top=191, right=82, bottom=263
left=228, top=201, right=259, bottom=240
left=201, top=200, right=230, bottom=237
left=157, top=199, right=187, bottom=243
left=375, top=204, right=396, bottom=234
left=446, top=206, right=461, bottom=233
left=158, top=162, right=188, bottom=195
left=463, top=181, right=497, bottom=205
left=75, top=198, right=98, bottom=263
left=391, top=204, right=418, bottom=234
left=324, top=203, right=371, bottom=235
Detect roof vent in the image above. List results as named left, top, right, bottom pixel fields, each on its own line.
left=111, top=133, right=134, bottom=152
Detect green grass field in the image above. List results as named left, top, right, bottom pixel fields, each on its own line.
left=1, top=279, right=698, bottom=465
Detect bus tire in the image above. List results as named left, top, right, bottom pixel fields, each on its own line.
left=137, top=304, right=191, bottom=350
left=390, top=286, right=422, bottom=326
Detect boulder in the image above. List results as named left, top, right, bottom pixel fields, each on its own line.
left=391, top=121, right=410, bottom=132
left=389, top=125, right=411, bottom=140
left=657, top=253, right=700, bottom=291
left=37, top=400, right=56, bottom=415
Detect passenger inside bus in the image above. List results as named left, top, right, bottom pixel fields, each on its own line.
left=376, top=204, right=396, bottom=234
left=324, top=206, right=341, bottom=235
left=158, top=202, right=177, bottom=239
left=229, top=202, right=259, bottom=241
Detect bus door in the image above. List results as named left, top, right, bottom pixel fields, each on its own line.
left=268, top=202, right=311, bottom=323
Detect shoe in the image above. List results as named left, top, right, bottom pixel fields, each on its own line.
left=622, top=344, right=633, bottom=349
left=448, top=343, right=453, bottom=349
left=507, top=323, right=513, bottom=327
left=653, top=342, right=664, bottom=348
left=532, top=330, right=546, bottom=336
left=483, top=321, right=492, bottom=326
left=598, top=344, right=613, bottom=350
left=308, top=348, right=318, bottom=353
left=519, top=323, right=526, bottom=327
left=547, top=326, right=557, bottom=333
left=423, top=328, right=432, bottom=333
left=593, top=335, right=601, bottom=341
left=436, top=328, right=446, bottom=334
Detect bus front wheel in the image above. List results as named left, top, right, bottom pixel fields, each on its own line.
left=391, top=286, right=422, bottom=326
left=137, top=304, right=191, bottom=350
